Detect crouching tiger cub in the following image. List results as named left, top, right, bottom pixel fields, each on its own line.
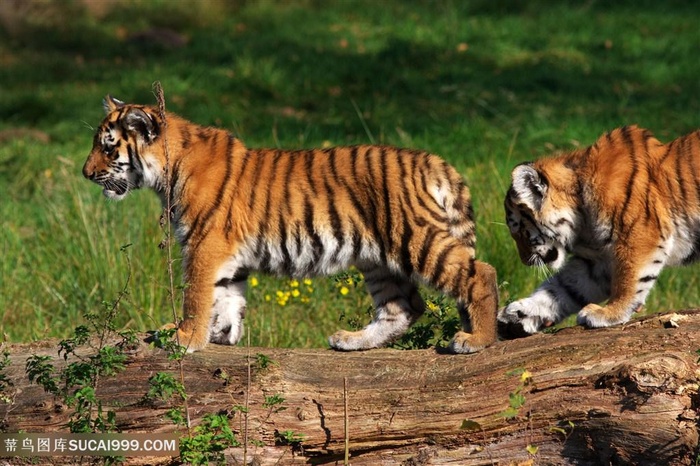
left=82, top=96, right=498, bottom=353
left=498, top=125, right=700, bottom=337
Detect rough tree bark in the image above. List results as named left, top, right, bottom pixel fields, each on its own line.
left=1, top=310, right=699, bottom=466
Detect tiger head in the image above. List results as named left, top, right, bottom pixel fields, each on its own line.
left=82, top=96, right=163, bottom=200
left=504, top=160, right=580, bottom=271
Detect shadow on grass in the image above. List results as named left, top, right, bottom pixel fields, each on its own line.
left=1, top=0, right=697, bottom=143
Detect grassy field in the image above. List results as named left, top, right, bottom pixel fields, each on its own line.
left=1, top=0, right=698, bottom=347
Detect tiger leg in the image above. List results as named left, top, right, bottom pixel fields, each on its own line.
left=209, top=276, right=247, bottom=346
left=498, top=257, right=609, bottom=337
left=172, top=245, right=231, bottom=352
left=447, top=260, right=498, bottom=354
left=577, top=245, right=663, bottom=328
left=328, top=269, right=425, bottom=351
left=175, top=281, right=214, bottom=352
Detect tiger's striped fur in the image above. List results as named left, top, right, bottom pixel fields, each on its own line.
left=498, top=125, right=700, bottom=337
left=83, top=96, right=498, bottom=352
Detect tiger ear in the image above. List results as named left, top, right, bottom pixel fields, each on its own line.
left=124, top=107, right=159, bottom=143
left=103, top=95, right=125, bottom=114
left=511, top=164, right=547, bottom=211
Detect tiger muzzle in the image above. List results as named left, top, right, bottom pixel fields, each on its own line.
left=542, top=248, right=558, bottom=264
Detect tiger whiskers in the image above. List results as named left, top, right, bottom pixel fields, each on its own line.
left=101, top=178, right=129, bottom=195
left=529, top=254, right=554, bottom=281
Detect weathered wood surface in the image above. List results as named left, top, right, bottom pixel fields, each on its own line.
left=1, top=310, right=699, bottom=465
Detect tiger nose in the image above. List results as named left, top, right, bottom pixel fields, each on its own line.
left=82, top=163, right=95, bottom=180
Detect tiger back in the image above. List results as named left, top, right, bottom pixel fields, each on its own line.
left=83, top=96, right=498, bottom=352
left=497, top=125, right=700, bottom=337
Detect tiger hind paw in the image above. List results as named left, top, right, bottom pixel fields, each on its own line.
left=328, top=329, right=380, bottom=351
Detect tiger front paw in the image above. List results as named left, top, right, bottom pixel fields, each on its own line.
left=158, top=322, right=209, bottom=353
left=576, top=303, right=633, bottom=328
left=497, top=299, right=554, bottom=339
left=209, top=309, right=244, bottom=346
left=159, top=322, right=178, bottom=332
left=447, top=331, right=492, bottom=354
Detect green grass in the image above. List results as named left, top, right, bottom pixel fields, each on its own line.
left=1, top=0, right=699, bottom=347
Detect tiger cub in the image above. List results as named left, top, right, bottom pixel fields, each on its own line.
left=82, top=96, right=498, bottom=353
left=498, top=125, right=700, bottom=337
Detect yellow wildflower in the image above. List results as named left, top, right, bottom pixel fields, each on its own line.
left=249, top=276, right=259, bottom=287
left=276, top=290, right=290, bottom=305
left=339, top=286, right=350, bottom=296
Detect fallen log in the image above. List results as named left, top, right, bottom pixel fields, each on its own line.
left=1, top=310, right=699, bottom=465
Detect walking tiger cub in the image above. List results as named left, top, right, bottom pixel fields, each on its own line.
left=498, top=125, right=700, bottom=337
left=82, top=96, right=498, bottom=353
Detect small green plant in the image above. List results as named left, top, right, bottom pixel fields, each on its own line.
left=150, top=327, right=187, bottom=361
left=145, top=327, right=247, bottom=464
left=498, top=368, right=575, bottom=457
left=274, top=429, right=305, bottom=451
left=500, top=368, right=540, bottom=457
left=166, top=407, right=188, bottom=427
left=335, top=270, right=374, bottom=331
left=339, top=305, right=374, bottom=331
left=550, top=420, right=576, bottom=441
left=263, top=393, right=287, bottom=419
left=255, top=352, right=276, bottom=370
left=24, top=355, right=58, bottom=393
left=145, top=371, right=187, bottom=403
left=25, top=315, right=133, bottom=434
left=179, top=413, right=240, bottom=465
left=500, top=368, right=532, bottom=419
left=392, top=294, right=461, bottom=350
